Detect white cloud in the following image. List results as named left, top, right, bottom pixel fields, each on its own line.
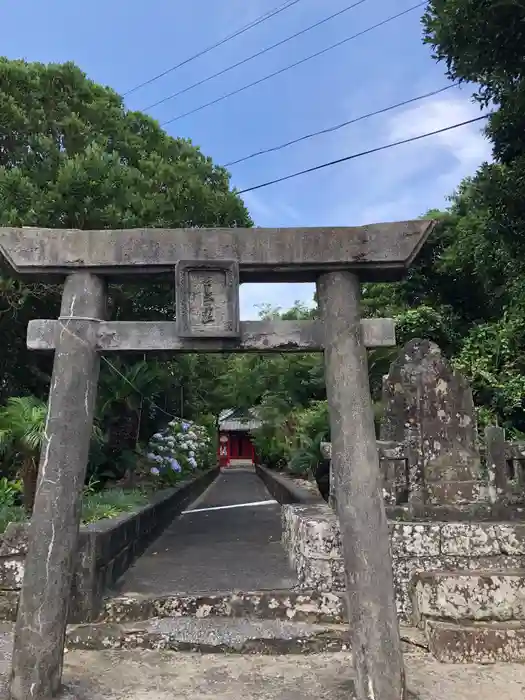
left=241, top=191, right=273, bottom=222
left=329, top=91, right=492, bottom=226
left=239, top=93, right=494, bottom=319
left=387, top=94, right=492, bottom=184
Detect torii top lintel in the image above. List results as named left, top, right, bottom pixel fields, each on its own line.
left=0, top=220, right=434, bottom=283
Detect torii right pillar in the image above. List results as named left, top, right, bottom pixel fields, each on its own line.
left=317, top=270, right=407, bottom=700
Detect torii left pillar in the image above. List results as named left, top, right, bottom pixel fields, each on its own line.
left=10, top=272, right=106, bottom=700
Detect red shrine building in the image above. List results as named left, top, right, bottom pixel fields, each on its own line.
left=218, top=408, right=261, bottom=469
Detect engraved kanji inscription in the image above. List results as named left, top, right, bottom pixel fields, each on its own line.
left=176, top=260, right=240, bottom=338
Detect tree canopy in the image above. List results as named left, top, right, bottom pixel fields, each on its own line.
left=0, top=57, right=251, bottom=480
left=3, top=25, right=525, bottom=484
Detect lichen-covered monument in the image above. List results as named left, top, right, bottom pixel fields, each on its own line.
left=0, top=221, right=434, bottom=700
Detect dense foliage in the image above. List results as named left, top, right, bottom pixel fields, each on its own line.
left=3, top=14, right=525, bottom=497
left=146, top=417, right=216, bottom=486
left=0, top=57, right=249, bottom=496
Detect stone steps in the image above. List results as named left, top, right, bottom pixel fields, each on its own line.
left=102, top=589, right=347, bottom=624
left=425, top=620, right=525, bottom=664
left=412, top=569, right=525, bottom=625
left=66, top=616, right=352, bottom=654
left=411, top=569, right=525, bottom=663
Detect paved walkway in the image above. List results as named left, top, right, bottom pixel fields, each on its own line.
left=114, top=470, right=298, bottom=596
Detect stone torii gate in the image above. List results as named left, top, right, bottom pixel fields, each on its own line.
left=0, top=221, right=433, bottom=700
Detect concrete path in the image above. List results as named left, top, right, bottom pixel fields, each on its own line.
left=114, top=470, right=298, bottom=596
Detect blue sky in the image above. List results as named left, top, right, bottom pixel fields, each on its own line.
left=2, top=0, right=492, bottom=318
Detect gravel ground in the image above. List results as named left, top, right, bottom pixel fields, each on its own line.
left=144, top=616, right=334, bottom=644
left=2, top=625, right=525, bottom=700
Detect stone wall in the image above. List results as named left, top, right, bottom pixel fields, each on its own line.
left=282, top=503, right=525, bottom=622
left=0, top=468, right=219, bottom=623
left=255, top=464, right=323, bottom=505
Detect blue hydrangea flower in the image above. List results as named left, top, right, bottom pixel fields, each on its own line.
left=188, top=457, right=197, bottom=469
left=169, top=458, right=182, bottom=473
left=150, top=467, right=160, bottom=476
left=182, top=422, right=191, bottom=432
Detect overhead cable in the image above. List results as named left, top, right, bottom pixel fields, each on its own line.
left=123, top=0, right=305, bottom=97
left=161, top=1, right=427, bottom=126
left=144, top=0, right=370, bottom=111
left=237, top=114, right=491, bottom=193
left=224, top=83, right=459, bottom=166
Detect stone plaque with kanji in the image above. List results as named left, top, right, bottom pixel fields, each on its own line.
left=176, top=260, right=240, bottom=338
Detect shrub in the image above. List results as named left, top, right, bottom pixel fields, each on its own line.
left=146, top=417, right=214, bottom=485
left=0, top=477, right=22, bottom=508
left=0, top=480, right=151, bottom=533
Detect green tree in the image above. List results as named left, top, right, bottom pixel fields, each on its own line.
left=0, top=57, right=252, bottom=472
left=0, top=396, right=47, bottom=513
left=422, top=1, right=525, bottom=256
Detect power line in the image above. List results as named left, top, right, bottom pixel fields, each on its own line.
left=224, top=83, right=459, bottom=166
left=144, top=0, right=370, bottom=112
left=123, top=0, right=304, bottom=97
left=237, top=113, right=491, bottom=194
left=161, top=1, right=427, bottom=126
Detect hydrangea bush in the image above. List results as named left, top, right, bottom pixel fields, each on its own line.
left=146, top=418, right=215, bottom=485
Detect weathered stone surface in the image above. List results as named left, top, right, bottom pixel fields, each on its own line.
left=10, top=272, right=107, bottom=700
left=0, top=524, right=28, bottom=557
left=313, top=440, right=407, bottom=506
left=424, top=459, right=482, bottom=484
left=0, top=592, right=17, bottom=621
left=440, top=523, right=499, bottom=557
left=398, top=556, right=525, bottom=622
left=297, top=512, right=342, bottom=560
left=176, top=260, right=240, bottom=338
left=0, top=221, right=435, bottom=281
left=390, top=523, right=441, bottom=559
left=495, top=524, right=525, bottom=555
left=102, top=590, right=347, bottom=625
left=380, top=339, right=482, bottom=506
left=66, top=616, right=352, bottom=655
left=425, top=620, right=525, bottom=663
left=6, top=630, right=525, bottom=700
left=29, top=318, right=398, bottom=352
left=0, top=558, right=24, bottom=591
left=412, top=504, right=525, bottom=522
left=0, top=525, right=27, bottom=593
left=318, top=270, right=406, bottom=700
left=426, top=481, right=486, bottom=506
left=412, top=570, right=525, bottom=624
left=485, top=426, right=509, bottom=500
left=282, top=503, right=525, bottom=622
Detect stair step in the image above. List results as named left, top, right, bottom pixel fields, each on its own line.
left=102, top=590, right=347, bottom=624
left=411, top=570, right=525, bottom=625
left=425, top=620, right=525, bottom=664
left=67, top=616, right=351, bottom=655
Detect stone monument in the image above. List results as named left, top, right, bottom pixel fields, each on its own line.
left=0, top=221, right=434, bottom=700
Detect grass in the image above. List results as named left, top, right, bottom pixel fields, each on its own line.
left=0, top=487, right=150, bottom=534
left=81, top=488, right=149, bottom=524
